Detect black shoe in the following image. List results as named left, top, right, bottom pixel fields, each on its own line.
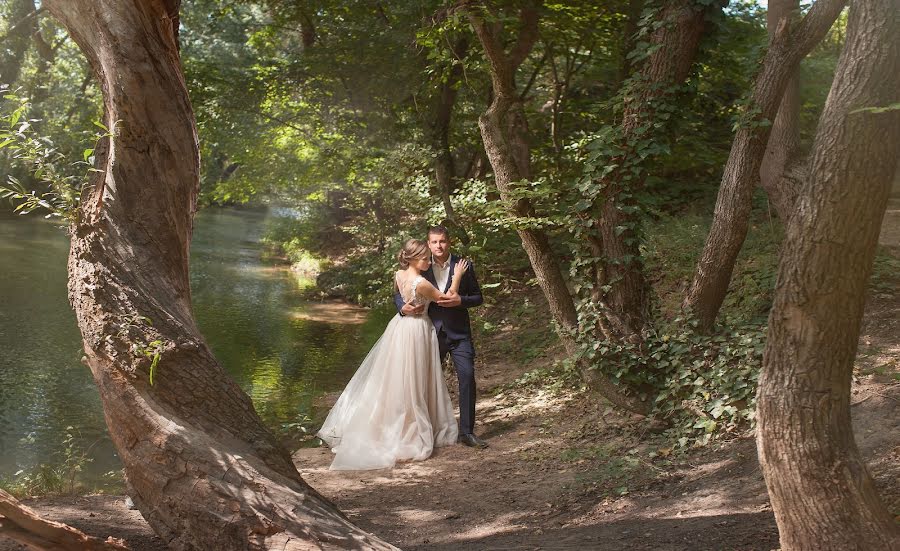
left=458, top=433, right=488, bottom=449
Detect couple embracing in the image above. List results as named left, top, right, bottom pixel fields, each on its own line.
left=318, top=226, right=487, bottom=470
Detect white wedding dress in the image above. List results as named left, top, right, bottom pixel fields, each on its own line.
left=317, top=274, right=459, bottom=470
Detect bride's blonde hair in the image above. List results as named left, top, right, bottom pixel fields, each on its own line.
left=397, top=239, right=429, bottom=269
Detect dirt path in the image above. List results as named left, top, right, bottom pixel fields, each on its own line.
left=4, top=200, right=899, bottom=550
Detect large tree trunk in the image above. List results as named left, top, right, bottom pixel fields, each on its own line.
left=586, top=0, right=712, bottom=339
left=45, top=1, right=393, bottom=549
left=758, top=0, right=803, bottom=221
left=682, top=0, right=846, bottom=331
left=756, top=0, right=900, bottom=548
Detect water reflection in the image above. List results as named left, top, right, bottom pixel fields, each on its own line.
left=0, top=207, right=389, bottom=483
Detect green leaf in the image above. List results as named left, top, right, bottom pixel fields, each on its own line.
left=149, top=351, right=161, bottom=386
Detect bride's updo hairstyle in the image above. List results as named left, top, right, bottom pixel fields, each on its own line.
left=398, top=239, right=429, bottom=269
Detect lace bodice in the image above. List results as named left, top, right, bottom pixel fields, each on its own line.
left=396, top=274, right=431, bottom=308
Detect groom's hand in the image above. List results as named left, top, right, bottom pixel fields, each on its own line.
left=436, top=295, right=462, bottom=308
left=401, top=302, right=426, bottom=316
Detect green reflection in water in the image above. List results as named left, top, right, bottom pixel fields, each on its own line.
left=0, top=207, right=390, bottom=484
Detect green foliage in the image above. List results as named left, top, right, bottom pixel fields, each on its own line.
left=588, top=319, right=764, bottom=446
left=644, top=207, right=782, bottom=320
left=0, top=427, right=97, bottom=498
left=574, top=207, right=782, bottom=445
left=0, top=90, right=105, bottom=220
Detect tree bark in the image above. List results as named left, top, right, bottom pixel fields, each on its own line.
left=45, top=1, right=393, bottom=549
left=683, top=0, right=847, bottom=331
left=0, top=488, right=129, bottom=550
left=758, top=0, right=803, bottom=221
left=756, top=0, right=900, bottom=548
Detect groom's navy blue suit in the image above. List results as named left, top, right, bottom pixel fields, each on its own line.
left=394, top=254, right=483, bottom=436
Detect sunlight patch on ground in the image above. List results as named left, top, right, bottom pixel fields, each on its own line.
left=392, top=507, right=457, bottom=523
left=482, top=388, right=577, bottom=419
left=414, top=513, right=531, bottom=545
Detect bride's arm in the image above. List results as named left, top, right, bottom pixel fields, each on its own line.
left=416, top=260, right=470, bottom=302
left=440, top=259, right=469, bottom=298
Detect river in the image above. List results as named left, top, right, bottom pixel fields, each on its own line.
left=0, top=207, right=389, bottom=486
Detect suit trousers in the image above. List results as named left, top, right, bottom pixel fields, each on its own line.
left=436, top=329, right=476, bottom=436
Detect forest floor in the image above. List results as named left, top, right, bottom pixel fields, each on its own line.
left=4, top=199, right=899, bottom=551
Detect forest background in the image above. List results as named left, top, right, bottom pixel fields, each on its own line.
left=0, top=0, right=898, bottom=549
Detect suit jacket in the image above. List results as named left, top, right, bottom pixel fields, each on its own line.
left=393, top=253, right=483, bottom=341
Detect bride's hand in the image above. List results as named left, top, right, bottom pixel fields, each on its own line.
left=454, top=259, right=470, bottom=276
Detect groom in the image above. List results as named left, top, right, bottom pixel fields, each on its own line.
left=394, top=225, right=488, bottom=448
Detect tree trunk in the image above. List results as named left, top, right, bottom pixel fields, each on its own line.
left=588, top=0, right=712, bottom=339
left=756, top=0, right=900, bottom=548
left=758, top=0, right=803, bottom=222
left=682, top=0, right=846, bottom=331
left=466, top=1, right=648, bottom=414
left=45, top=1, right=393, bottom=549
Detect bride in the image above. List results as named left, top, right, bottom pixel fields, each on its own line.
left=317, top=238, right=468, bottom=470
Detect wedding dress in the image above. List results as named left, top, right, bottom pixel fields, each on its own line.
left=317, top=274, right=458, bottom=470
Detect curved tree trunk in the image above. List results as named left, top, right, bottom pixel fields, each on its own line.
left=682, top=0, right=847, bottom=331
left=756, top=0, right=900, bottom=548
left=45, top=1, right=393, bottom=549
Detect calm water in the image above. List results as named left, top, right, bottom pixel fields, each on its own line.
left=0, top=207, right=389, bottom=483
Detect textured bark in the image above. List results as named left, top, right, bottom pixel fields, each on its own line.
left=756, top=0, right=900, bottom=548
left=466, top=1, right=648, bottom=414
left=0, top=488, right=129, bottom=550
left=589, top=0, right=713, bottom=339
left=683, top=0, right=846, bottom=331
left=758, top=0, right=803, bottom=221
left=45, top=1, right=393, bottom=549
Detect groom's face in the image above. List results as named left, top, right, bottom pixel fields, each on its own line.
left=428, top=232, right=450, bottom=263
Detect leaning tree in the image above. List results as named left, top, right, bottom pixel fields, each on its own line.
left=33, top=0, right=394, bottom=549
left=682, top=0, right=847, bottom=331
left=756, top=0, right=900, bottom=548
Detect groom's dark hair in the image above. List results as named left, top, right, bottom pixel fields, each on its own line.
left=427, top=225, right=450, bottom=239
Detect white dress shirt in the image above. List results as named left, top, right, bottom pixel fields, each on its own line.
left=432, top=255, right=451, bottom=292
